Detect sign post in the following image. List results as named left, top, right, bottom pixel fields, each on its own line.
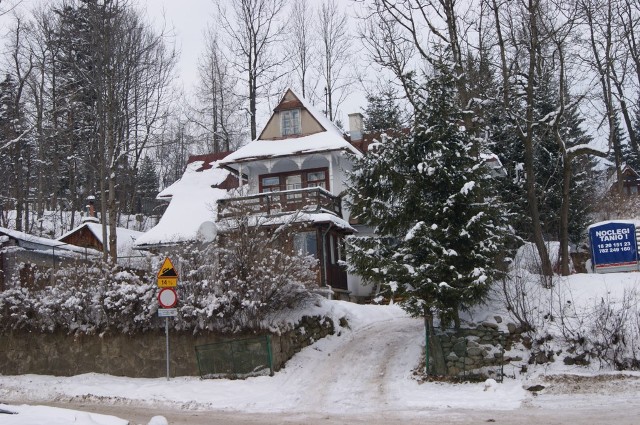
left=157, top=257, right=179, bottom=381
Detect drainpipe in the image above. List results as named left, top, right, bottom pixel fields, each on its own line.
left=321, top=222, right=333, bottom=289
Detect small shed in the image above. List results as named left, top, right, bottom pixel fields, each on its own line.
left=57, top=222, right=143, bottom=259
left=0, top=226, right=95, bottom=289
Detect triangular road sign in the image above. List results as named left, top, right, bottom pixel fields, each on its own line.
left=157, top=257, right=178, bottom=278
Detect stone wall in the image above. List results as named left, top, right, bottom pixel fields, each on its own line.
left=0, top=316, right=335, bottom=378
left=433, top=318, right=524, bottom=379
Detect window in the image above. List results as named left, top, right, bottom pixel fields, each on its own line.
left=262, top=176, right=280, bottom=193
left=330, top=234, right=336, bottom=264
left=294, top=231, right=318, bottom=256
left=286, top=174, right=302, bottom=199
left=281, top=109, right=301, bottom=136
left=259, top=168, right=329, bottom=195
left=307, top=170, right=327, bottom=189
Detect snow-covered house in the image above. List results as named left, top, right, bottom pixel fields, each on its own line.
left=217, top=89, right=364, bottom=298
left=607, top=163, right=640, bottom=196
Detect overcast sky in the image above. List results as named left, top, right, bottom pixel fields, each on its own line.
left=0, top=0, right=369, bottom=131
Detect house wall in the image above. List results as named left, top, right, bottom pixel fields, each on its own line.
left=59, top=227, right=103, bottom=252
left=260, top=109, right=325, bottom=140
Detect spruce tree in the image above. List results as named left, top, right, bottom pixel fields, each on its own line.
left=362, top=87, right=404, bottom=132
left=346, top=55, right=508, bottom=327
left=134, top=156, right=159, bottom=215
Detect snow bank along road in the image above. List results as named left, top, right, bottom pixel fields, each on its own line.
left=1, top=303, right=640, bottom=424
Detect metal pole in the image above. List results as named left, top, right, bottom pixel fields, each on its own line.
left=165, top=316, right=170, bottom=381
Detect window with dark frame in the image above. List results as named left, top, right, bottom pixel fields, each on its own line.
left=259, top=168, right=330, bottom=194
left=307, top=170, right=326, bottom=189
left=294, top=231, right=318, bottom=257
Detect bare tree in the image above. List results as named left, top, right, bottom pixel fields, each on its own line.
left=191, top=26, right=246, bottom=153
left=1, top=14, right=34, bottom=232
left=287, top=0, right=316, bottom=99
left=581, top=0, right=625, bottom=192
left=215, top=0, right=286, bottom=140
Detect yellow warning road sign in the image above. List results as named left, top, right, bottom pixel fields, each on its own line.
left=157, top=277, right=178, bottom=288
left=157, top=257, right=178, bottom=287
left=157, top=257, right=178, bottom=278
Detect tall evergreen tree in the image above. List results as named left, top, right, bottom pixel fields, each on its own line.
left=346, top=54, right=508, bottom=329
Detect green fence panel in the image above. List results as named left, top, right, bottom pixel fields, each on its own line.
left=195, top=335, right=274, bottom=379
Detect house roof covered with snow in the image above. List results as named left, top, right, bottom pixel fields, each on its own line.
left=217, top=210, right=355, bottom=233
left=135, top=159, right=233, bottom=248
left=220, top=89, right=362, bottom=166
left=0, top=226, right=97, bottom=256
left=57, top=223, right=144, bottom=258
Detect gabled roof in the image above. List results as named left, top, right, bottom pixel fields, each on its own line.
left=0, top=226, right=96, bottom=256
left=220, top=89, right=362, bottom=165
left=57, top=222, right=143, bottom=257
left=606, top=162, right=640, bottom=191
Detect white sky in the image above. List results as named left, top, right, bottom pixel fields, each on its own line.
left=1, top=0, right=369, bottom=133
left=142, top=0, right=368, bottom=129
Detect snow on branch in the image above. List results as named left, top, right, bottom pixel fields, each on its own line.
left=0, top=127, right=31, bottom=151
left=566, top=144, right=608, bottom=158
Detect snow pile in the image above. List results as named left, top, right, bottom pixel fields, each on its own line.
left=135, top=161, right=230, bottom=247
left=0, top=404, right=127, bottom=425
left=512, top=241, right=564, bottom=273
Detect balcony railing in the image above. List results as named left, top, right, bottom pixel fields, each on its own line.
left=217, top=187, right=343, bottom=219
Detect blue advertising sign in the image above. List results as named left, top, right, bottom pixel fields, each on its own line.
left=589, top=222, right=638, bottom=273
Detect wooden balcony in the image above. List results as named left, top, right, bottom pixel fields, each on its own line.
left=218, top=187, right=343, bottom=219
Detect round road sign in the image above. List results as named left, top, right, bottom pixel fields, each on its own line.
left=158, top=288, right=178, bottom=308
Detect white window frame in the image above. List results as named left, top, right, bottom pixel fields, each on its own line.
left=281, top=109, right=301, bottom=136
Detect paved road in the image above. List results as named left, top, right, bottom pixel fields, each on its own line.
left=35, top=400, right=640, bottom=425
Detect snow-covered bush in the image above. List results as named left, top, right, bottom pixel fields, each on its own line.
left=498, top=266, right=640, bottom=370
left=554, top=285, right=640, bottom=370
left=0, top=221, right=319, bottom=335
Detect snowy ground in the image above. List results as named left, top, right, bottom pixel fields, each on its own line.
left=2, top=272, right=640, bottom=424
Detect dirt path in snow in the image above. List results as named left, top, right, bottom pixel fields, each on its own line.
left=293, top=316, right=423, bottom=413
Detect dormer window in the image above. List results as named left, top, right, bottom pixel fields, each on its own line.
left=281, top=109, right=301, bottom=136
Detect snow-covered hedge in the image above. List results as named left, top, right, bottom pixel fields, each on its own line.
left=0, top=266, right=157, bottom=334
left=0, top=224, right=319, bottom=335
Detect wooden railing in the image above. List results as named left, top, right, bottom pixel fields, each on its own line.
left=217, top=187, right=343, bottom=219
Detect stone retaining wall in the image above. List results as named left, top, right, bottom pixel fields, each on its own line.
left=434, top=317, right=524, bottom=379
left=0, top=316, right=335, bottom=378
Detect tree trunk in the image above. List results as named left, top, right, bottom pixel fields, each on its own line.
left=559, top=156, right=571, bottom=276
left=424, top=308, right=447, bottom=376
left=524, top=0, right=553, bottom=277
